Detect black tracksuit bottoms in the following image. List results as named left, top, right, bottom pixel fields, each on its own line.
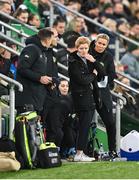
left=77, top=109, right=95, bottom=151
left=97, top=103, right=116, bottom=152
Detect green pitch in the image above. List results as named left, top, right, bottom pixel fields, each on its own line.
left=0, top=161, right=139, bottom=179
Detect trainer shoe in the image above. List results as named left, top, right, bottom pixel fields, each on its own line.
left=74, top=152, right=95, bottom=162
left=109, top=151, right=119, bottom=160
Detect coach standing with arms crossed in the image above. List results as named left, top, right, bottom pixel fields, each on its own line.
left=89, top=33, right=118, bottom=158
left=68, top=36, right=105, bottom=162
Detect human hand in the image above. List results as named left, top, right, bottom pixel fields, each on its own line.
left=3, top=50, right=11, bottom=59
left=85, top=54, right=96, bottom=62
left=40, top=75, right=52, bottom=84
left=93, top=69, right=98, bottom=76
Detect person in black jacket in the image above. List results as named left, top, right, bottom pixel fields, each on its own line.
left=15, top=28, right=54, bottom=114
left=0, top=39, right=12, bottom=96
left=89, top=33, right=118, bottom=158
left=68, top=36, right=105, bottom=162
left=46, top=78, right=75, bottom=150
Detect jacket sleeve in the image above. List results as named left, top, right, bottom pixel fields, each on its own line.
left=88, top=61, right=106, bottom=81
left=17, top=46, right=42, bottom=82
left=68, top=60, right=96, bottom=86
left=106, top=53, right=117, bottom=89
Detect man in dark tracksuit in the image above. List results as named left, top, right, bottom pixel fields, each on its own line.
left=16, top=28, right=54, bottom=114
left=89, top=33, right=118, bottom=158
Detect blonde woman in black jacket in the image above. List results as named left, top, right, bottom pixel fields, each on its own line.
left=89, top=33, right=118, bottom=159
left=68, top=36, right=105, bottom=162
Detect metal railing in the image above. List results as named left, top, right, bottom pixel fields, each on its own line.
left=0, top=11, right=38, bottom=33
left=116, top=71, right=139, bottom=85
left=0, top=32, right=25, bottom=48
left=0, top=73, right=23, bottom=139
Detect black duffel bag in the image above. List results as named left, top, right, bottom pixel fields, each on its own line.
left=37, top=142, right=62, bottom=168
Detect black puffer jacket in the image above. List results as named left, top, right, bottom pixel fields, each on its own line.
left=68, top=51, right=104, bottom=111
left=89, top=41, right=117, bottom=110
left=16, top=35, right=48, bottom=112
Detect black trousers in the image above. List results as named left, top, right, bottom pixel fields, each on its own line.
left=97, top=103, right=116, bottom=152
left=77, top=109, right=95, bottom=151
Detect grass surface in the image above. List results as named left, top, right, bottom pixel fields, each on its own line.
left=0, top=161, right=139, bottom=179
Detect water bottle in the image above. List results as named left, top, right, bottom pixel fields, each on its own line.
left=98, top=143, right=105, bottom=161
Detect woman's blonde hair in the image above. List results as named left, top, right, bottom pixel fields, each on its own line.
left=75, top=36, right=91, bottom=48
left=96, top=33, right=110, bottom=44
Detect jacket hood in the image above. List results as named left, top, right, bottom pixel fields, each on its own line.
left=25, top=34, right=47, bottom=51
left=69, top=51, right=80, bottom=62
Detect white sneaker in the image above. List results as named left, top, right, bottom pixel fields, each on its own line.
left=74, top=152, right=95, bottom=162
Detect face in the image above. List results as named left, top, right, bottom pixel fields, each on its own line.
left=95, top=38, right=108, bottom=53
left=0, top=42, right=6, bottom=55
left=17, top=12, right=29, bottom=23
left=105, top=7, right=113, bottom=14
left=114, top=3, right=123, bottom=14
left=30, top=0, right=38, bottom=6
left=88, top=8, right=99, bottom=17
left=58, top=80, right=69, bottom=95
left=55, top=22, right=65, bottom=35
left=75, top=21, right=82, bottom=33
left=2, top=3, right=11, bottom=14
left=51, top=29, right=59, bottom=47
left=77, top=43, right=89, bottom=57
left=76, top=17, right=86, bottom=29
left=42, top=35, right=54, bottom=48
left=30, top=15, right=40, bottom=28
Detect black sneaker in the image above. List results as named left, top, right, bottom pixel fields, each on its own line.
left=109, top=151, right=119, bottom=160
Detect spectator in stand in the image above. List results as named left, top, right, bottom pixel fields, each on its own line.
left=117, top=19, right=130, bottom=37
left=121, top=44, right=139, bottom=89
left=76, top=16, right=89, bottom=36
left=129, top=21, right=139, bottom=42
left=53, top=16, right=66, bottom=49
left=89, top=33, right=118, bottom=159
left=15, top=28, right=54, bottom=114
left=54, top=0, right=67, bottom=19
left=23, top=0, right=44, bottom=28
left=0, top=1, right=12, bottom=33
left=68, top=36, right=105, bottom=162
left=114, top=77, right=137, bottom=117
left=113, top=2, right=128, bottom=20
left=81, top=2, right=100, bottom=34
left=0, top=39, right=12, bottom=96
left=66, top=16, right=87, bottom=36
left=28, top=13, right=41, bottom=29
left=38, top=0, right=52, bottom=27
left=13, top=5, right=29, bottom=24
left=0, top=0, right=11, bottom=14
left=98, top=1, right=115, bottom=24
left=115, top=63, right=126, bottom=81
left=65, top=0, right=81, bottom=23
left=134, top=9, right=139, bottom=22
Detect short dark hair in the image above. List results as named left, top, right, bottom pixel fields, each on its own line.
left=38, top=28, right=54, bottom=41
left=53, top=16, right=65, bottom=26
left=63, top=31, right=80, bottom=48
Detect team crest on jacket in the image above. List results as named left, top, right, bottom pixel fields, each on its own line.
left=24, top=54, right=29, bottom=58
left=100, top=62, right=104, bottom=66
left=53, top=57, right=56, bottom=63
